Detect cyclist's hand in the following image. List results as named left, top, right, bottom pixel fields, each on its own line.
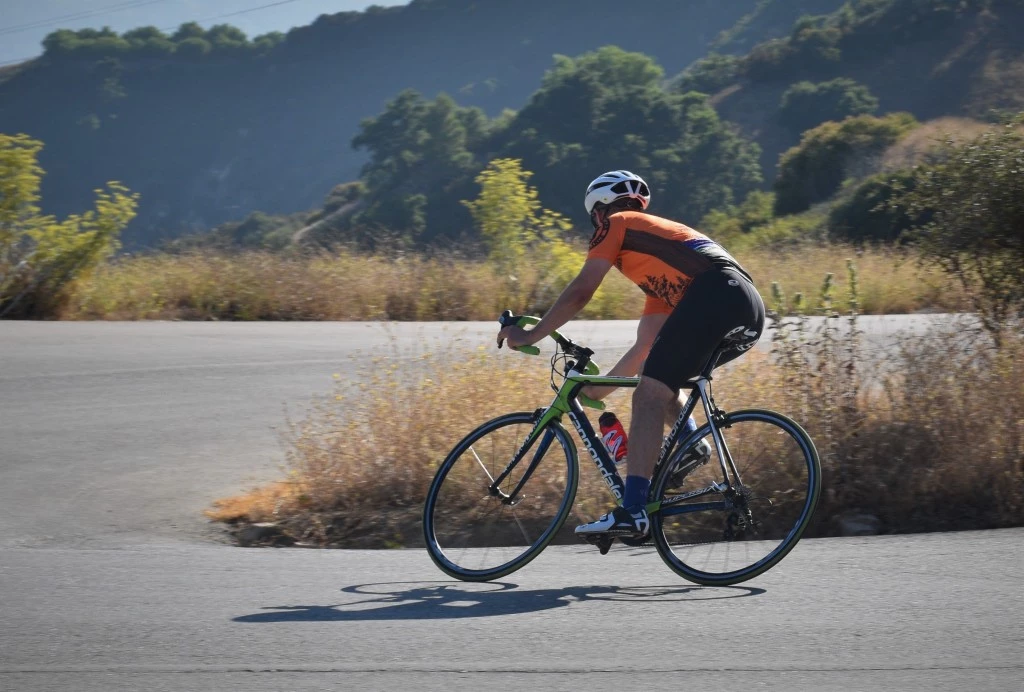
left=497, top=325, right=532, bottom=349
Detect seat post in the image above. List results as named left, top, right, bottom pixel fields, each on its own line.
left=699, top=345, right=726, bottom=379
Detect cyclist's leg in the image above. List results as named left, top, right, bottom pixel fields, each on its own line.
left=634, top=267, right=763, bottom=480
left=576, top=267, right=762, bottom=538
left=623, top=373, right=676, bottom=496
left=574, top=374, right=670, bottom=537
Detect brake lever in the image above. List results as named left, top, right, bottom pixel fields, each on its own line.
left=497, top=309, right=515, bottom=348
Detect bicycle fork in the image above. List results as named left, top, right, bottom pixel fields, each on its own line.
left=487, top=411, right=558, bottom=505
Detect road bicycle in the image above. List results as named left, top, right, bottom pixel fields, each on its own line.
left=422, top=311, right=821, bottom=585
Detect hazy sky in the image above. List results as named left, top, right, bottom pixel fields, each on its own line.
left=0, top=0, right=409, bottom=65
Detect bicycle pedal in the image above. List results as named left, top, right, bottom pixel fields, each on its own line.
left=579, top=534, right=615, bottom=555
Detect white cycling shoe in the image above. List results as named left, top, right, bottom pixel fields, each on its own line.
left=575, top=506, right=650, bottom=538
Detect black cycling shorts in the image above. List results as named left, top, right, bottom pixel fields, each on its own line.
left=642, top=266, right=765, bottom=391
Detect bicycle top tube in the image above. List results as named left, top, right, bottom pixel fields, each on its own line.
left=498, top=311, right=712, bottom=388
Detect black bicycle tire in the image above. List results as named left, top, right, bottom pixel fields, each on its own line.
left=651, top=409, right=821, bottom=586
left=422, top=411, right=579, bottom=582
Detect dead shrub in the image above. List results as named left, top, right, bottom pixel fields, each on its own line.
left=210, top=260, right=1020, bottom=546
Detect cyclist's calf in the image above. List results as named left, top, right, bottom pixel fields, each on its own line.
left=625, top=376, right=676, bottom=480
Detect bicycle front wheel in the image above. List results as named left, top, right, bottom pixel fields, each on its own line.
left=652, top=409, right=820, bottom=586
left=423, top=412, right=578, bottom=581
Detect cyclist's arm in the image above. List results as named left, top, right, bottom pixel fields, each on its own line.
left=580, top=311, right=668, bottom=401
left=500, top=258, right=612, bottom=348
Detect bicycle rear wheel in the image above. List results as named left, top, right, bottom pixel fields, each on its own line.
left=652, top=409, right=820, bottom=586
left=423, top=412, right=578, bottom=581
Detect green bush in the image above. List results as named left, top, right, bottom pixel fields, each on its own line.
left=40, top=23, right=258, bottom=60
left=730, top=210, right=827, bottom=253
left=122, top=27, right=175, bottom=57
left=171, top=22, right=206, bottom=42
left=778, top=78, right=879, bottom=133
left=321, top=181, right=366, bottom=215
left=828, top=171, right=919, bottom=243
left=897, top=117, right=1024, bottom=337
left=0, top=134, right=137, bottom=318
left=774, top=113, right=918, bottom=215
left=253, top=32, right=286, bottom=53
left=743, top=16, right=843, bottom=81
left=672, top=53, right=741, bottom=94
left=700, top=190, right=776, bottom=245
left=174, top=37, right=212, bottom=59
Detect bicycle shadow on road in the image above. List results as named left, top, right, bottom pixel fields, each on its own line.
left=233, top=581, right=765, bottom=623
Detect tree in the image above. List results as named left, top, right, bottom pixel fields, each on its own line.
left=742, top=18, right=842, bottom=81
left=827, top=171, right=919, bottom=243
left=253, top=32, right=285, bottom=53
left=499, top=47, right=762, bottom=224
left=462, top=158, right=590, bottom=311
left=122, top=27, right=175, bottom=57
left=700, top=190, right=776, bottom=245
left=462, top=158, right=540, bottom=264
left=0, top=135, right=138, bottom=318
left=897, top=119, right=1024, bottom=338
left=41, top=30, right=80, bottom=57
left=171, top=22, right=207, bottom=42
left=175, top=37, right=212, bottom=59
left=347, top=48, right=762, bottom=241
left=774, top=113, right=918, bottom=215
left=778, top=78, right=879, bottom=133
left=207, top=24, right=250, bottom=54
left=352, top=91, right=486, bottom=239
left=672, top=53, right=741, bottom=95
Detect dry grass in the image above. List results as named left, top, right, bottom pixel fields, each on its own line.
left=206, top=481, right=294, bottom=524
left=209, top=317, right=1023, bottom=547
left=736, top=318, right=1023, bottom=536
left=65, top=250, right=644, bottom=321
left=737, top=245, right=969, bottom=315
left=65, top=244, right=966, bottom=321
left=206, top=340, right=590, bottom=547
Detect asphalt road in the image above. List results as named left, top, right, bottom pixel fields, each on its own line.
left=1, top=318, right=1019, bottom=691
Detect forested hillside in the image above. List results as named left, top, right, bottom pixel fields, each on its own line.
left=4, top=0, right=1020, bottom=248
left=679, top=0, right=1024, bottom=173
left=0, top=0, right=843, bottom=247
left=255, top=0, right=1024, bottom=250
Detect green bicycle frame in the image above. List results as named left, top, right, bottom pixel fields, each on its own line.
left=490, top=317, right=746, bottom=518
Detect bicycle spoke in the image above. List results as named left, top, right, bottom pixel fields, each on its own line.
left=424, top=413, right=577, bottom=581
left=510, top=508, right=531, bottom=545
left=653, top=410, right=820, bottom=585
left=468, top=444, right=496, bottom=484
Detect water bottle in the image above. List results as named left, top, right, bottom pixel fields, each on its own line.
left=598, top=411, right=629, bottom=464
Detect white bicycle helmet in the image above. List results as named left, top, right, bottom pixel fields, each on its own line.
left=584, top=170, right=651, bottom=215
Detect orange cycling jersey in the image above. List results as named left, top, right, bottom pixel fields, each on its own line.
left=586, top=210, right=750, bottom=315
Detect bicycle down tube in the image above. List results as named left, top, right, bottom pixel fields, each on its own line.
left=491, top=367, right=738, bottom=516
left=560, top=371, right=744, bottom=517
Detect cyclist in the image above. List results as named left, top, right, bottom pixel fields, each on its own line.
left=497, top=170, right=765, bottom=539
